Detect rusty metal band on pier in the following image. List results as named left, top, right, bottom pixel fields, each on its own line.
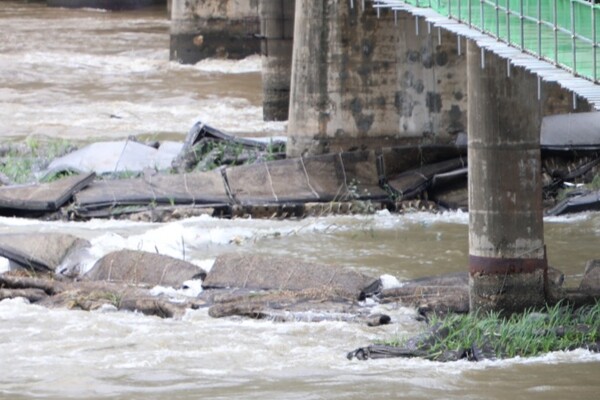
left=469, top=252, right=548, bottom=276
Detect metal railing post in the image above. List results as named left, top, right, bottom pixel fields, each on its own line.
left=495, top=0, right=500, bottom=38
left=553, top=0, right=558, bottom=64
left=538, top=0, right=542, bottom=58
left=507, top=0, right=511, bottom=44
left=480, top=0, right=485, bottom=31
left=571, top=0, right=577, bottom=75
left=592, top=1, right=597, bottom=81
left=469, top=0, right=472, bottom=27
left=520, top=0, right=524, bottom=51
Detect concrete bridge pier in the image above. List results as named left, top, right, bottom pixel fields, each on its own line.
left=258, top=0, right=295, bottom=121
left=467, top=39, right=547, bottom=314
left=286, top=3, right=467, bottom=157
left=286, top=1, right=401, bottom=157
left=170, top=0, right=260, bottom=64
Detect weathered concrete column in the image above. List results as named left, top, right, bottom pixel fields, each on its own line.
left=287, top=2, right=400, bottom=156
left=395, top=13, right=468, bottom=141
left=467, top=39, right=547, bottom=314
left=286, top=4, right=467, bottom=157
left=170, top=0, right=260, bottom=64
left=259, top=0, right=295, bottom=121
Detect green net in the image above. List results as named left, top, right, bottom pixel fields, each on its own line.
left=396, top=0, right=599, bottom=82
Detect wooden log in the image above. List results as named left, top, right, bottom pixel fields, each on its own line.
left=0, top=274, right=66, bottom=295
left=380, top=285, right=470, bottom=314
left=0, top=288, right=48, bottom=303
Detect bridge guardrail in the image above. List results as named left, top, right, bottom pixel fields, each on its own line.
left=379, top=0, right=599, bottom=83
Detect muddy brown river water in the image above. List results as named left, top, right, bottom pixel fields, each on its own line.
left=0, top=2, right=599, bottom=399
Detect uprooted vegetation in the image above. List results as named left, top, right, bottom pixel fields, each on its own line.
left=0, top=137, right=78, bottom=184
left=348, top=301, right=600, bottom=362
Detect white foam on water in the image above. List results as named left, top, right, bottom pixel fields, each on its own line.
left=19, top=50, right=166, bottom=76
left=179, top=55, right=263, bottom=74
left=0, top=91, right=286, bottom=139
left=1, top=285, right=599, bottom=399
left=0, top=49, right=283, bottom=140
left=380, top=274, right=403, bottom=290
left=0, top=257, right=9, bottom=274
left=149, top=279, right=203, bottom=299
left=400, top=209, right=470, bottom=225
left=544, top=213, right=592, bottom=223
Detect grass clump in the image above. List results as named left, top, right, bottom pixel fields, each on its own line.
left=0, top=137, right=76, bottom=184
left=381, top=301, right=600, bottom=361
left=589, top=174, right=600, bottom=190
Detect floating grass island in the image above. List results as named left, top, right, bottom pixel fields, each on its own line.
left=348, top=301, right=600, bottom=362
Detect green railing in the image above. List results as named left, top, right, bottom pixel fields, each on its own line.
left=389, top=0, right=600, bottom=82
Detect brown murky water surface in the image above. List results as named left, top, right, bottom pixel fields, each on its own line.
left=0, top=2, right=598, bottom=399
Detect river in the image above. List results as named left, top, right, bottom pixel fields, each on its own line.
left=0, top=2, right=599, bottom=399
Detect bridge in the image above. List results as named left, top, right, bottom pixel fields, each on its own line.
left=170, top=0, right=600, bottom=313
left=47, top=0, right=600, bottom=312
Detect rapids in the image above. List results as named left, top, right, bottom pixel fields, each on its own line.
left=0, top=2, right=598, bottom=399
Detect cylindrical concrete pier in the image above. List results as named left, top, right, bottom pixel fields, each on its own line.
left=259, top=0, right=294, bottom=121
left=286, top=4, right=467, bottom=157
left=170, top=0, right=260, bottom=64
left=467, top=39, right=547, bottom=314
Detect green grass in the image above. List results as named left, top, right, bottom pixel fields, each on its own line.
left=589, top=174, right=600, bottom=190
left=0, top=137, right=76, bottom=184
left=381, top=301, right=600, bottom=361
left=556, top=173, right=600, bottom=201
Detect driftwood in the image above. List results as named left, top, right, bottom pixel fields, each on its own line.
left=0, top=273, right=201, bottom=319
left=37, top=280, right=206, bottom=319
left=0, top=288, right=48, bottom=303
left=206, top=287, right=389, bottom=324
left=206, top=287, right=356, bottom=317
left=381, top=285, right=469, bottom=314
left=348, top=323, right=450, bottom=361
left=0, top=274, right=67, bottom=295
left=399, top=272, right=468, bottom=288
left=380, top=272, right=469, bottom=314
left=347, top=344, right=429, bottom=360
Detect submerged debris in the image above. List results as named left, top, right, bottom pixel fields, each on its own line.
left=85, top=249, right=207, bottom=287
left=172, top=120, right=286, bottom=173
left=1, top=118, right=600, bottom=220
left=202, top=253, right=381, bottom=299
left=45, top=139, right=183, bottom=176
left=0, top=233, right=90, bottom=272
